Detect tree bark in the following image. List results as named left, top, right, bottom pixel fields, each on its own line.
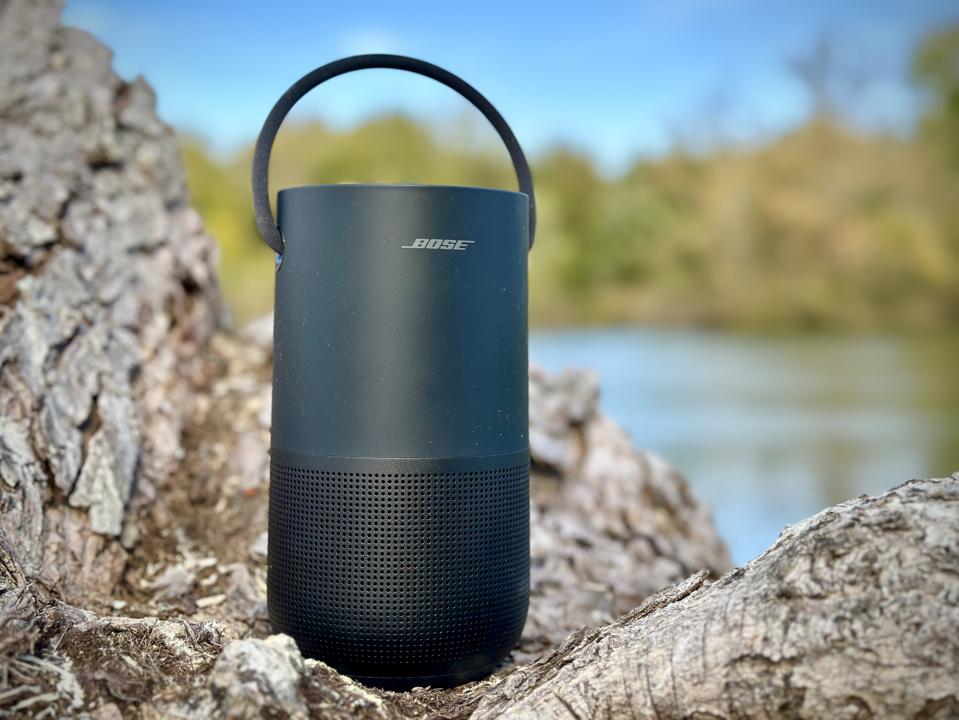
left=1, top=1, right=957, bottom=718
left=0, top=0, right=219, bottom=608
left=3, top=478, right=956, bottom=719
left=469, top=477, right=959, bottom=720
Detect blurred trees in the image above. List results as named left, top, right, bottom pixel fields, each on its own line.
left=914, top=24, right=959, bottom=168
left=182, top=26, right=959, bottom=330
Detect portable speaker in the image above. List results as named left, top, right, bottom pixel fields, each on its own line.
left=251, top=55, right=535, bottom=689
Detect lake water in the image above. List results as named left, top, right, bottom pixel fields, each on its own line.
left=530, top=329, right=959, bottom=565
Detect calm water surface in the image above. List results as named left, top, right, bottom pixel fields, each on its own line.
left=530, top=329, right=959, bottom=565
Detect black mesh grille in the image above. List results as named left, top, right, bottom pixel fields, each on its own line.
left=268, top=455, right=529, bottom=684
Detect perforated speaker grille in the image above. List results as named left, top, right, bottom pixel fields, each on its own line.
left=267, top=451, right=530, bottom=686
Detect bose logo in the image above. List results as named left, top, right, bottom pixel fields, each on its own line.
left=401, top=238, right=475, bottom=251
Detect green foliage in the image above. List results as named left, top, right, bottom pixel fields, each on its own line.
left=914, top=24, right=959, bottom=168
left=181, top=28, right=959, bottom=331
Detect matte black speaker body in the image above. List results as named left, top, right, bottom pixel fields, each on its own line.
left=268, top=184, right=530, bottom=688
left=254, top=55, right=535, bottom=690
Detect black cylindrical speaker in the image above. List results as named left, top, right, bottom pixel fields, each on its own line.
left=251, top=55, right=534, bottom=689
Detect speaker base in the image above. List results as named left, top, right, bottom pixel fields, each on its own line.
left=354, top=661, right=502, bottom=691
left=268, top=449, right=531, bottom=689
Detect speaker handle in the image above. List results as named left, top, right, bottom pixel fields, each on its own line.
left=252, top=54, right=537, bottom=256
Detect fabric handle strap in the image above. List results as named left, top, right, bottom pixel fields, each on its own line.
left=252, top=54, right=537, bottom=255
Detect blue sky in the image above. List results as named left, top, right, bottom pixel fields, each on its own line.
left=63, top=0, right=959, bottom=173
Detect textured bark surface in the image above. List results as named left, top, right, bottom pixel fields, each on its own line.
left=470, top=477, right=959, bottom=720
left=1, top=1, right=957, bottom=718
left=3, top=477, right=956, bottom=719
left=0, top=0, right=219, bottom=609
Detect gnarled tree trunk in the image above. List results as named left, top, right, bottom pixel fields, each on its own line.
left=1, top=1, right=956, bottom=718
left=0, top=0, right=219, bottom=609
